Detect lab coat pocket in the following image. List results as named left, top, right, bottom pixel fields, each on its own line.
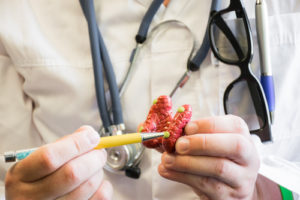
left=217, top=12, right=300, bottom=142
left=251, top=13, right=300, bottom=141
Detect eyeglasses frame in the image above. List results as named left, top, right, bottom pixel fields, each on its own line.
left=208, top=0, right=272, bottom=142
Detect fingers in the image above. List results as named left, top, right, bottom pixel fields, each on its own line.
left=158, top=164, right=232, bottom=200
left=161, top=152, right=245, bottom=187
left=155, top=146, right=164, bottom=153
left=90, top=180, right=113, bottom=200
left=56, top=173, right=113, bottom=200
left=33, top=149, right=107, bottom=199
left=59, top=170, right=104, bottom=200
left=157, top=115, right=260, bottom=199
left=175, top=134, right=255, bottom=165
left=14, top=126, right=100, bottom=182
left=185, top=115, right=249, bottom=136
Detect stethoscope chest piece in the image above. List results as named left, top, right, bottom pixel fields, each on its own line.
left=105, top=142, right=144, bottom=179
left=106, top=146, right=129, bottom=171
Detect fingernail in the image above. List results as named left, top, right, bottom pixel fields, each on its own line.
left=86, top=128, right=100, bottom=145
left=159, top=164, right=168, bottom=174
left=185, top=122, right=198, bottom=133
left=164, top=154, right=175, bottom=165
left=177, top=137, right=189, bottom=153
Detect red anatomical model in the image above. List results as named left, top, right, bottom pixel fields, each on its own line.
left=140, top=95, right=192, bottom=153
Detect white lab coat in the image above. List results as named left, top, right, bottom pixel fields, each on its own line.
left=0, top=0, right=300, bottom=199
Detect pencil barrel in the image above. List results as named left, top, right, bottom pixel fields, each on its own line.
left=95, top=133, right=142, bottom=149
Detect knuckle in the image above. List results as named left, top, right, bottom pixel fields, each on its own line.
left=234, top=135, right=249, bottom=158
left=198, top=135, right=208, bottom=151
left=214, top=160, right=228, bottom=177
left=72, top=137, right=83, bottom=155
left=179, top=156, right=192, bottom=171
left=86, top=178, right=99, bottom=192
left=211, top=181, right=225, bottom=195
left=195, top=176, right=210, bottom=189
left=235, top=180, right=255, bottom=198
left=201, top=176, right=211, bottom=186
left=195, top=177, right=224, bottom=194
left=39, top=147, right=57, bottom=171
left=196, top=177, right=227, bottom=198
left=64, top=163, right=81, bottom=184
left=233, top=115, right=249, bottom=133
left=209, top=118, right=216, bottom=133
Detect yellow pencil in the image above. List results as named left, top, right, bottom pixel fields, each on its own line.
left=94, top=131, right=170, bottom=149
left=2, top=132, right=170, bottom=162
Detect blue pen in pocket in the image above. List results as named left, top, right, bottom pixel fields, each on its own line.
left=255, top=0, right=275, bottom=123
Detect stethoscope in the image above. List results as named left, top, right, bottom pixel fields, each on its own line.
left=79, top=0, right=220, bottom=179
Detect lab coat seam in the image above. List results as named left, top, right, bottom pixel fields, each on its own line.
left=14, top=63, right=94, bottom=69
left=134, top=0, right=152, bottom=8
left=163, top=0, right=190, bottom=20
left=0, top=55, right=10, bottom=64
left=269, top=40, right=300, bottom=46
left=147, top=47, right=193, bottom=54
left=12, top=48, right=194, bottom=68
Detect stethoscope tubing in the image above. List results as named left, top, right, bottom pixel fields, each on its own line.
left=170, top=0, right=221, bottom=96
left=136, top=0, right=164, bottom=43
left=80, top=0, right=222, bottom=176
left=80, top=0, right=221, bottom=133
left=80, top=0, right=111, bottom=128
left=80, top=0, right=124, bottom=130
left=188, top=0, right=221, bottom=71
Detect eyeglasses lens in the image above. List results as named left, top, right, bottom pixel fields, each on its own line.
left=225, top=79, right=266, bottom=132
left=211, top=11, right=248, bottom=63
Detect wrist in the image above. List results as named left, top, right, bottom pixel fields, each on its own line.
left=254, top=174, right=282, bottom=200
left=252, top=182, right=260, bottom=200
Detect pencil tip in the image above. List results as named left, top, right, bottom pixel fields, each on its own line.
left=163, top=131, right=170, bottom=139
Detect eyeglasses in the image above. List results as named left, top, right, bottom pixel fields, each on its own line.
left=208, top=0, right=272, bottom=142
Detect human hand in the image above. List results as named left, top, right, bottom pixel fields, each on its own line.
left=158, top=115, right=261, bottom=200
left=5, top=126, right=113, bottom=200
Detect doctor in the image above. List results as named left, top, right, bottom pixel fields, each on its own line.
left=0, top=0, right=300, bottom=199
